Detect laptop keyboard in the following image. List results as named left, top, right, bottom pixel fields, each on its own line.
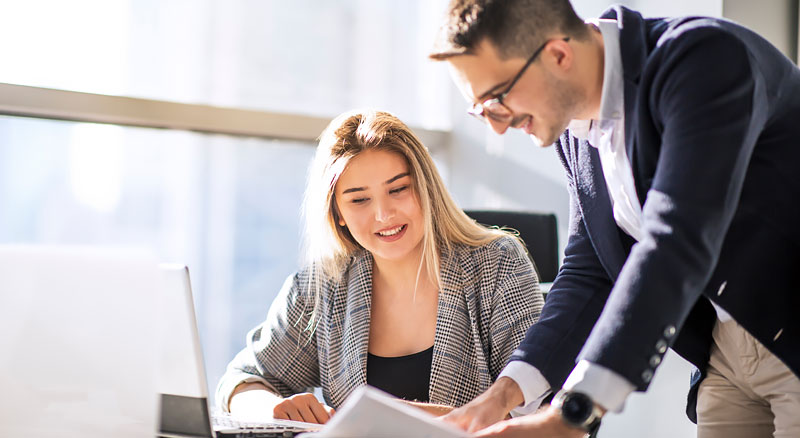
left=212, top=414, right=317, bottom=438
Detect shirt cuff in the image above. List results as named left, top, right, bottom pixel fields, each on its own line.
left=562, top=360, right=635, bottom=413
left=498, top=360, right=551, bottom=416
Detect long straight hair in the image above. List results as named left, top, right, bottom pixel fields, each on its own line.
left=301, top=110, right=509, bottom=331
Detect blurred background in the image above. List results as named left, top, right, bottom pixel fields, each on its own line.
left=1, top=1, right=797, bottom=436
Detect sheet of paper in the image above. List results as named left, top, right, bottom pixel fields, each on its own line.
left=300, top=386, right=470, bottom=438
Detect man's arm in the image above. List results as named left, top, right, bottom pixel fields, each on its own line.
left=577, top=26, right=761, bottom=392
left=511, top=138, right=614, bottom=391
left=442, top=139, right=614, bottom=432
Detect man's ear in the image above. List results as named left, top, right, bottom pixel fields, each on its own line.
left=546, top=38, right=574, bottom=73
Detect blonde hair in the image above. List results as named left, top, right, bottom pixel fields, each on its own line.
left=301, top=109, right=508, bottom=328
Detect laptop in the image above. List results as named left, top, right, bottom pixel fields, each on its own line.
left=0, top=245, right=161, bottom=438
left=157, top=264, right=320, bottom=438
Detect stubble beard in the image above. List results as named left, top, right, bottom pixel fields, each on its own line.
left=533, top=71, right=584, bottom=147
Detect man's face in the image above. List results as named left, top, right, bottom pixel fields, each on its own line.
left=446, top=38, right=581, bottom=147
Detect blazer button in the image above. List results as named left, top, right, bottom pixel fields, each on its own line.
left=664, top=325, right=676, bottom=338
left=642, top=369, right=654, bottom=383
left=655, top=339, right=668, bottom=354
left=649, top=355, right=662, bottom=367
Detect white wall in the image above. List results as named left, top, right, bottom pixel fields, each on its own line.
left=722, top=0, right=799, bottom=64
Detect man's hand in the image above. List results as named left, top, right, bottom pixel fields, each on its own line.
left=440, top=377, right=524, bottom=432
left=475, top=405, right=588, bottom=438
left=272, top=392, right=335, bottom=424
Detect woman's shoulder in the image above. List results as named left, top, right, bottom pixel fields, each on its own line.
left=293, top=250, right=372, bottom=292
left=456, top=234, right=528, bottom=261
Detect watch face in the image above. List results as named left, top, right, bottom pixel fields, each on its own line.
left=562, top=392, right=593, bottom=423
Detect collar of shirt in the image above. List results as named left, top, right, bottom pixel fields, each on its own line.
left=567, top=19, right=624, bottom=143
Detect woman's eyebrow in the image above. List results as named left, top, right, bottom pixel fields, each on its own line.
left=385, top=172, right=410, bottom=185
left=341, top=172, right=409, bottom=194
left=342, top=186, right=365, bottom=194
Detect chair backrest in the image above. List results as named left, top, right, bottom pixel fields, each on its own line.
left=465, top=210, right=559, bottom=283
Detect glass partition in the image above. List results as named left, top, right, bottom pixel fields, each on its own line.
left=0, top=0, right=451, bottom=129
left=0, top=115, right=314, bottom=391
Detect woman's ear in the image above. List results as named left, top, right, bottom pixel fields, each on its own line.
left=332, top=200, right=346, bottom=227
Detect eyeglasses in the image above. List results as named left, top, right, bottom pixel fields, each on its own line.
left=468, top=37, right=570, bottom=124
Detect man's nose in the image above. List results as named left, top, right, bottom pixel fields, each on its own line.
left=487, top=117, right=510, bottom=135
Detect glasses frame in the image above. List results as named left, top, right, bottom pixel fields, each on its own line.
left=468, top=37, right=570, bottom=124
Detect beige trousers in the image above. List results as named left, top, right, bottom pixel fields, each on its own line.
left=697, top=319, right=800, bottom=438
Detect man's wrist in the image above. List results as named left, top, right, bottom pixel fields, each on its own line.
left=551, top=389, right=604, bottom=434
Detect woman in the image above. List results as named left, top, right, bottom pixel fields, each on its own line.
left=216, top=110, right=543, bottom=424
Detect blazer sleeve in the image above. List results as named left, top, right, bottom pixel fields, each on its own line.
left=509, top=142, right=614, bottom=390
left=216, top=269, right=321, bottom=409
left=488, top=236, right=545, bottom=381
left=579, top=27, right=764, bottom=390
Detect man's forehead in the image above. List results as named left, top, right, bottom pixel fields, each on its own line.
left=443, top=40, right=516, bottom=103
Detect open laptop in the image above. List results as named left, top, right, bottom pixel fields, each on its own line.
left=0, top=245, right=161, bottom=438
left=157, top=265, right=320, bottom=438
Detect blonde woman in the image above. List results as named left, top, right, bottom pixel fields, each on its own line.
left=216, top=110, right=543, bottom=424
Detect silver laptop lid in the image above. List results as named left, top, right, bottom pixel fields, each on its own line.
left=0, top=245, right=160, bottom=438
left=157, top=264, right=215, bottom=437
left=156, top=265, right=320, bottom=438
left=158, top=264, right=208, bottom=399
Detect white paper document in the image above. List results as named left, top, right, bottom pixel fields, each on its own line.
left=300, top=386, right=470, bottom=438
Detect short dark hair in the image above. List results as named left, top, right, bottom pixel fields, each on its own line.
left=430, top=0, right=587, bottom=61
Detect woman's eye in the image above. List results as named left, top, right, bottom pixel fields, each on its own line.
left=351, top=197, right=368, bottom=204
left=389, top=185, right=409, bottom=195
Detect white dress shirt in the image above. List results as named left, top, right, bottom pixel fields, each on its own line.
left=501, top=19, right=635, bottom=414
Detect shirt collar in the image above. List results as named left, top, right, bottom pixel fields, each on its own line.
left=567, top=19, right=624, bottom=140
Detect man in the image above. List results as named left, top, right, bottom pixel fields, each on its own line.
left=429, top=1, right=800, bottom=437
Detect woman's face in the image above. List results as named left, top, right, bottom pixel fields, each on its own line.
left=334, top=149, right=425, bottom=265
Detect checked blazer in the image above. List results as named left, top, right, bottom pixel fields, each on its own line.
left=217, top=235, right=543, bottom=409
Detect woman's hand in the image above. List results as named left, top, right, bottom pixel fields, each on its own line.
left=272, top=392, right=335, bottom=424
left=229, top=383, right=334, bottom=424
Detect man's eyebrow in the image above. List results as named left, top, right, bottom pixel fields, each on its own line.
left=340, top=172, right=410, bottom=195
left=476, top=81, right=510, bottom=102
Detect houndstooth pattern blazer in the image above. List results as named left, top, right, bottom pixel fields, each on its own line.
left=216, top=235, right=543, bottom=410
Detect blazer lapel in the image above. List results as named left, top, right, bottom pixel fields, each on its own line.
left=429, top=248, right=476, bottom=406
left=572, top=139, right=628, bottom=279
left=606, top=5, right=652, bottom=206
left=342, top=253, right=372, bottom=392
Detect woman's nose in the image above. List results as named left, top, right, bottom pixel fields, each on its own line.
left=374, top=198, right=395, bottom=222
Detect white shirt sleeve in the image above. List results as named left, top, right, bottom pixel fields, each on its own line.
left=498, top=361, right=552, bottom=416
left=216, top=374, right=279, bottom=412
left=562, top=360, right=635, bottom=413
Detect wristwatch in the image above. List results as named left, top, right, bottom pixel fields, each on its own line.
left=552, top=390, right=603, bottom=434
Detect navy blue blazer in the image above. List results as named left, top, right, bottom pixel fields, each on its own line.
left=510, top=6, right=800, bottom=421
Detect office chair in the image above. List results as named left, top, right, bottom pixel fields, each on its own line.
left=464, top=210, right=559, bottom=284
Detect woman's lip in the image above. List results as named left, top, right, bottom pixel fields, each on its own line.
left=375, top=224, right=405, bottom=234
left=375, top=224, right=407, bottom=242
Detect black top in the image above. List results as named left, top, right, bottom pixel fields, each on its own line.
left=366, top=346, right=433, bottom=402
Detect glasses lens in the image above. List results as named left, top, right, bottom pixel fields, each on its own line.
left=467, top=104, right=486, bottom=122
left=483, top=101, right=512, bottom=123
